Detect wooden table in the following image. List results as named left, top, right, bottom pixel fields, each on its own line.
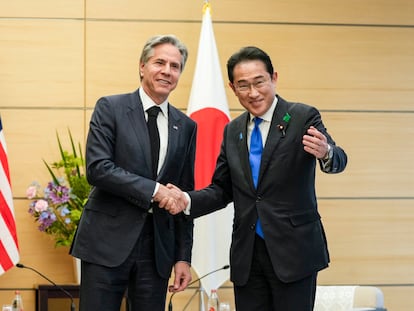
left=36, top=284, right=79, bottom=311
left=36, top=284, right=129, bottom=311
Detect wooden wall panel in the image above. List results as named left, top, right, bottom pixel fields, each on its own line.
left=217, top=0, right=414, bottom=25
left=1, top=110, right=86, bottom=195
left=0, top=20, right=85, bottom=108
left=85, top=21, right=199, bottom=107
left=0, top=0, right=84, bottom=18
left=0, top=110, right=80, bottom=310
left=318, top=200, right=414, bottom=284
left=84, top=21, right=414, bottom=111
left=86, top=0, right=414, bottom=26
left=318, top=199, right=414, bottom=311
left=381, top=287, right=414, bottom=311
left=316, top=112, right=414, bottom=197
left=213, top=24, right=414, bottom=111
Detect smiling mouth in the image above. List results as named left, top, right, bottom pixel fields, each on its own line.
left=250, top=99, right=263, bottom=106
left=157, top=79, right=171, bottom=85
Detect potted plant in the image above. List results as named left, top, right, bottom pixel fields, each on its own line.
left=26, top=131, right=90, bottom=248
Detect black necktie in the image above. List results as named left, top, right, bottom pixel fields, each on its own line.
left=146, top=106, right=161, bottom=178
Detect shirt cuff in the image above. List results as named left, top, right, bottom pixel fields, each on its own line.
left=183, top=192, right=191, bottom=215
left=148, top=182, right=160, bottom=213
left=321, top=144, right=333, bottom=171
left=152, top=182, right=160, bottom=198
left=175, top=260, right=191, bottom=268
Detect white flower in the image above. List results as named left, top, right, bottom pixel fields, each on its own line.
left=34, top=199, right=49, bottom=212
left=26, top=185, right=38, bottom=199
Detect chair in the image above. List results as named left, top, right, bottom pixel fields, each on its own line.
left=314, top=285, right=386, bottom=311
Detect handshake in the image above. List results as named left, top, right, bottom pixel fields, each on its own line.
left=153, top=183, right=188, bottom=215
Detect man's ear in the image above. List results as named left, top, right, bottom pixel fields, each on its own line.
left=271, top=71, right=278, bottom=84
left=229, top=82, right=236, bottom=94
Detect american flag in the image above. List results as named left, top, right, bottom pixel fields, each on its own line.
left=0, top=116, right=19, bottom=275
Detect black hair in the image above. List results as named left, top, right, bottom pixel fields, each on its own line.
left=226, top=46, right=274, bottom=83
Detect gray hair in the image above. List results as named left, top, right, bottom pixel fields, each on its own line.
left=139, top=34, right=188, bottom=73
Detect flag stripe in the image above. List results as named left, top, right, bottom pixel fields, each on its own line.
left=0, top=117, right=19, bottom=275
left=0, top=239, right=15, bottom=272
left=0, top=139, right=10, bottom=184
left=0, top=191, right=18, bottom=245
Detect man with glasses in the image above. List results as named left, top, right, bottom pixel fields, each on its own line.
left=162, top=46, right=348, bottom=310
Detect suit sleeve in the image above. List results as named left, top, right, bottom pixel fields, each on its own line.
left=188, top=125, right=233, bottom=219
left=306, top=106, right=348, bottom=174
left=174, top=119, right=197, bottom=263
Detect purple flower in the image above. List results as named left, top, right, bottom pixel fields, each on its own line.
left=38, top=210, right=57, bottom=231
left=46, top=182, right=70, bottom=204
left=28, top=202, right=36, bottom=215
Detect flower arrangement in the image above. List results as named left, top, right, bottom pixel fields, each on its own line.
left=26, top=131, right=91, bottom=247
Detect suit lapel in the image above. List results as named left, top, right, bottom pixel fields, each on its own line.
left=235, top=113, right=255, bottom=190
left=126, top=90, right=152, bottom=173
left=158, top=104, right=181, bottom=179
left=259, top=97, right=291, bottom=185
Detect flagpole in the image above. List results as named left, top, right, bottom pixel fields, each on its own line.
left=194, top=0, right=209, bottom=283
left=199, top=286, right=206, bottom=311
left=188, top=0, right=232, bottom=304
left=181, top=286, right=206, bottom=311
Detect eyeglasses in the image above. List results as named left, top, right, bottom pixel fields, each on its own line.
left=234, top=78, right=269, bottom=93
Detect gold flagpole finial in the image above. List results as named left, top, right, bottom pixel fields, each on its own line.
left=202, top=0, right=211, bottom=14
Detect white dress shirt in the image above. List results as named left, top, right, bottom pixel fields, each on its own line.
left=139, top=88, right=169, bottom=199
left=247, top=97, right=278, bottom=150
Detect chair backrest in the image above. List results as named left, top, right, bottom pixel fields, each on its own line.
left=314, top=285, right=386, bottom=311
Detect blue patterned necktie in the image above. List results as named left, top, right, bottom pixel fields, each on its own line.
left=249, top=117, right=264, bottom=238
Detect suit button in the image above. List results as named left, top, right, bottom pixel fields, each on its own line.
left=256, top=196, right=261, bottom=202
left=250, top=224, right=255, bottom=230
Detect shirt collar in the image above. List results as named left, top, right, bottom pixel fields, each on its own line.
left=139, top=88, right=169, bottom=117
left=249, top=96, right=278, bottom=123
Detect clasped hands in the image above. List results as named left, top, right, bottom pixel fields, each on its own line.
left=153, top=183, right=187, bottom=215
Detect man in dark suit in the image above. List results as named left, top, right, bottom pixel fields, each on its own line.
left=70, top=34, right=196, bottom=311
left=162, top=46, right=347, bottom=310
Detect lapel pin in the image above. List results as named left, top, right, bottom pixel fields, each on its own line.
left=277, top=112, right=291, bottom=138
left=278, top=125, right=286, bottom=137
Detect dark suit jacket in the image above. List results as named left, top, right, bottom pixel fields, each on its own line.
left=70, top=88, right=196, bottom=279
left=189, top=95, right=347, bottom=285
